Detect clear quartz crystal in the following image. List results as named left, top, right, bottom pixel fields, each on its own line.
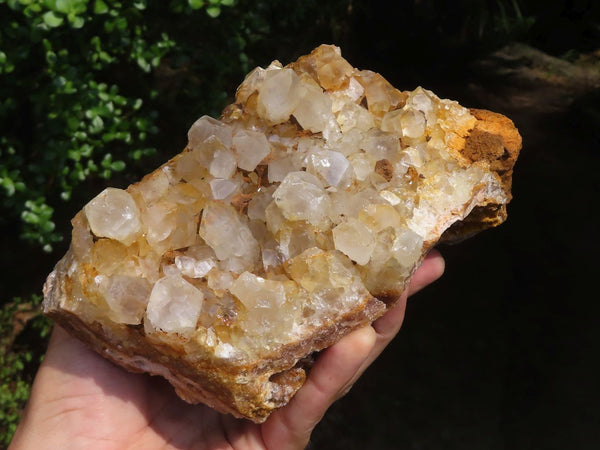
left=233, top=129, right=271, bottom=171
left=273, top=171, right=331, bottom=228
left=210, top=147, right=237, bottom=179
left=362, top=129, right=401, bottom=161
left=63, top=45, right=505, bottom=360
left=199, top=201, right=259, bottom=266
left=210, top=178, right=239, bottom=200
left=268, top=155, right=296, bottom=183
left=307, top=150, right=351, bottom=188
left=135, top=170, right=170, bottom=204
left=392, top=228, right=424, bottom=267
left=348, top=152, right=376, bottom=181
left=188, top=115, right=233, bottom=149
left=293, top=80, right=333, bottom=133
left=84, top=188, right=141, bottom=245
left=91, top=239, right=128, bottom=275
left=229, top=272, right=293, bottom=341
left=400, top=108, right=427, bottom=139
left=145, top=274, right=204, bottom=336
left=100, top=274, right=152, bottom=324
left=336, top=102, right=376, bottom=133
left=175, top=255, right=216, bottom=278
left=332, top=218, right=375, bottom=265
left=257, top=68, right=303, bottom=124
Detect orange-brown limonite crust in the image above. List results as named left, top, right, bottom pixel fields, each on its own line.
left=440, top=109, right=522, bottom=243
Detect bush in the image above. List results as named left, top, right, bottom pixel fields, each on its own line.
left=0, top=0, right=225, bottom=251
left=0, top=295, right=51, bottom=447
left=0, top=0, right=358, bottom=253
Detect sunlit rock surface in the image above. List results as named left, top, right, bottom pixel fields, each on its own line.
left=43, top=44, right=521, bottom=423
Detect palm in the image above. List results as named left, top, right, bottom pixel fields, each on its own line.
left=11, top=251, right=444, bottom=450
left=37, top=329, right=262, bottom=448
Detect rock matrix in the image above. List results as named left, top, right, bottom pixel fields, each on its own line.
left=43, top=45, right=521, bottom=422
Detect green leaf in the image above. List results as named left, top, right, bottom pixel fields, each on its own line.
left=40, top=220, right=56, bottom=233
left=188, top=0, right=204, bottom=9
left=66, top=116, right=79, bottom=131
left=21, top=211, right=39, bottom=225
left=79, top=144, right=93, bottom=157
left=55, top=0, right=86, bottom=14
left=44, top=0, right=58, bottom=9
left=115, top=16, right=127, bottom=30
left=136, top=56, right=150, bottom=72
left=206, top=5, right=220, bottom=17
left=68, top=13, right=85, bottom=28
left=67, top=148, right=81, bottom=161
left=45, top=50, right=57, bottom=65
left=89, top=115, right=104, bottom=133
left=111, top=160, right=125, bottom=171
left=54, top=0, right=71, bottom=13
left=101, top=131, right=115, bottom=142
left=93, top=0, right=108, bottom=13
left=221, top=0, right=234, bottom=6
left=42, top=11, right=64, bottom=28
left=1, top=178, right=16, bottom=196
left=23, top=3, right=42, bottom=16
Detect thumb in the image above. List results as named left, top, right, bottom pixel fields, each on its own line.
left=262, top=326, right=377, bottom=450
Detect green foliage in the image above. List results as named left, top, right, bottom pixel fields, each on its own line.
left=0, top=294, right=51, bottom=447
left=0, top=0, right=357, bottom=253
left=0, top=0, right=235, bottom=252
left=0, top=352, right=32, bottom=447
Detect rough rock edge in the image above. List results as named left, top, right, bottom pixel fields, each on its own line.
left=43, top=260, right=386, bottom=421
left=440, top=109, right=522, bottom=243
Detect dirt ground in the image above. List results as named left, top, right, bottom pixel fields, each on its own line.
left=310, top=43, right=600, bottom=449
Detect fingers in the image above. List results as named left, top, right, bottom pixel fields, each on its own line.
left=262, top=249, right=445, bottom=449
left=263, top=326, right=376, bottom=450
left=407, top=249, right=445, bottom=296
left=371, top=249, right=444, bottom=339
left=368, top=249, right=445, bottom=362
left=322, top=248, right=446, bottom=404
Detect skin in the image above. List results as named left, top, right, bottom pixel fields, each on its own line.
left=10, top=250, right=444, bottom=450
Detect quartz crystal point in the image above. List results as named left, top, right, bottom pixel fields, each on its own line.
left=43, top=45, right=521, bottom=422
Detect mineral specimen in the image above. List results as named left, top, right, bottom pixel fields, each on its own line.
left=43, top=45, right=521, bottom=422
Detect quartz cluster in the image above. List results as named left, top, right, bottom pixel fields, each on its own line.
left=43, top=45, right=520, bottom=422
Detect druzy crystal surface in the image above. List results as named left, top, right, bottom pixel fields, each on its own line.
left=43, top=44, right=519, bottom=421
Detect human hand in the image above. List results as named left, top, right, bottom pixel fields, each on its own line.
left=10, top=250, right=444, bottom=450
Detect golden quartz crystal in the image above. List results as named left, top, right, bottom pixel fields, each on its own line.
left=43, top=45, right=521, bottom=422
